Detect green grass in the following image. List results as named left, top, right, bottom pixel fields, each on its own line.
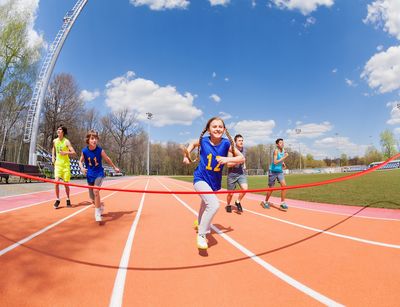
left=170, top=169, right=400, bottom=209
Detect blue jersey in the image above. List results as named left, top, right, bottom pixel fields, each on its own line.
left=270, top=149, right=285, bottom=173
left=193, top=137, right=231, bottom=191
left=82, top=146, right=104, bottom=183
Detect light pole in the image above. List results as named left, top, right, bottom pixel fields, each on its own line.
left=295, top=128, right=302, bottom=170
left=146, top=112, right=153, bottom=176
left=335, top=132, right=340, bottom=167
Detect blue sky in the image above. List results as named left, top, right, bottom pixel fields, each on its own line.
left=7, top=0, right=400, bottom=159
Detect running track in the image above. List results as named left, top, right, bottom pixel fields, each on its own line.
left=1, top=177, right=399, bottom=306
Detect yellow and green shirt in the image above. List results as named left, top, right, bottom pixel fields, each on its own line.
left=54, top=137, right=70, bottom=167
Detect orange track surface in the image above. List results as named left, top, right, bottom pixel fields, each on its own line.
left=1, top=177, right=399, bottom=306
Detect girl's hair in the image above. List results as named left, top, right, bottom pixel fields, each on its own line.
left=192, top=117, right=235, bottom=162
left=57, top=124, right=67, bottom=136
left=85, top=130, right=99, bottom=144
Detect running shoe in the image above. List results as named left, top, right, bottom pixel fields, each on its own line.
left=260, top=201, right=270, bottom=209
left=95, top=208, right=102, bottom=222
left=197, top=234, right=208, bottom=249
left=280, top=202, right=288, bottom=210
left=53, top=200, right=60, bottom=209
left=66, top=199, right=72, bottom=208
left=235, top=200, right=243, bottom=212
left=100, top=204, right=105, bottom=215
left=225, top=205, right=232, bottom=213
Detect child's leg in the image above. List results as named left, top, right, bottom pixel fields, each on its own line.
left=194, top=181, right=220, bottom=235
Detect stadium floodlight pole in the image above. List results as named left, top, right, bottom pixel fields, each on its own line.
left=23, top=0, right=88, bottom=165
left=335, top=132, right=340, bottom=167
left=146, top=112, right=153, bottom=176
left=295, top=128, right=302, bottom=170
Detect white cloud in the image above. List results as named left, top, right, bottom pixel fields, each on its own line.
left=230, top=120, right=275, bottom=146
left=332, top=68, right=338, bottom=73
left=1, top=0, right=44, bottom=56
left=129, top=0, right=189, bottom=10
left=304, top=16, right=316, bottom=27
left=224, top=77, right=229, bottom=82
left=209, top=0, right=230, bottom=6
left=251, top=0, right=256, bottom=7
left=394, top=127, right=400, bottom=135
left=209, top=94, right=221, bottom=103
left=377, top=45, right=384, bottom=51
left=361, top=45, right=400, bottom=93
left=345, top=78, right=357, bottom=87
left=80, top=89, right=100, bottom=102
left=105, top=71, right=202, bottom=127
left=386, top=101, right=400, bottom=125
left=271, top=0, right=334, bottom=15
left=287, top=122, right=333, bottom=138
left=315, top=136, right=368, bottom=157
left=364, top=0, right=400, bottom=40
left=218, top=111, right=232, bottom=120
left=212, top=72, right=217, bottom=78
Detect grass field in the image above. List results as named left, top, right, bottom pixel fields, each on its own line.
left=171, top=169, right=400, bottom=209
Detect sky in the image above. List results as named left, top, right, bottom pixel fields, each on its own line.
left=4, top=0, right=400, bottom=159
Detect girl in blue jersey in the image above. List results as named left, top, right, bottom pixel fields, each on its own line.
left=183, top=117, right=245, bottom=249
left=79, top=130, right=120, bottom=223
left=260, top=138, right=289, bottom=210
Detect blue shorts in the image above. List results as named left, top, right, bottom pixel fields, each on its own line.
left=268, top=172, right=284, bottom=187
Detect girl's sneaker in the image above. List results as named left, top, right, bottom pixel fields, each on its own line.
left=260, top=201, right=270, bottom=209
left=197, top=234, right=208, bottom=249
left=95, top=208, right=102, bottom=222
left=280, top=202, right=288, bottom=210
left=100, top=204, right=105, bottom=216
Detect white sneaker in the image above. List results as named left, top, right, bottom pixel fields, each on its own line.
left=100, top=204, right=105, bottom=215
left=95, top=208, right=102, bottom=222
left=197, top=234, right=208, bottom=249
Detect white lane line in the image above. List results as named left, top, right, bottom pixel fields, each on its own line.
left=156, top=178, right=343, bottom=307
left=168, top=179, right=400, bottom=249
left=109, top=179, right=150, bottom=307
left=0, top=181, right=139, bottom=257
left=0, top=179, right=132, bottom=214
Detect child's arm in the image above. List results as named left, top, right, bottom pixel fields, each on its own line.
left=273, top=150, right=289, bottom=165
left=60, top=140, right=76, bottom=156
left=217, top=146, right=245, bottom=165
left=78, top=153, right=87, bottom=176
left=182, top=140, right=200, bottom=164
left=101, top=150, right=120, bottom=173
left=51, top=140, right=55, bottom=164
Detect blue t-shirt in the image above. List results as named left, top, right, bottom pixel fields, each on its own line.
left=270, top=149, right=285, bottom=173
left=193, top=136, right=231, bottom=191
left=82, top=146, right=104, bottom=183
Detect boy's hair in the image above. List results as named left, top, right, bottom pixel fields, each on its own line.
left=85, top=130, right=99, bottom=144
left=275, top=138, right=283, bottom=145
left=234, top=134, right=243, bottom=142
left=57, top=124, right=68, bottom=136
left=194, top=116, right=235, bottom=162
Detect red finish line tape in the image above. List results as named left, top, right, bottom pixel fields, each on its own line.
left=1, top=153, right=399, bottom=195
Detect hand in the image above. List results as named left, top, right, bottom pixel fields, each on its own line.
left=284, top=152, right=289, bottom=158
left=216, top=156, right=229, bottom=165
left=183, top=156, right=190, bottom=165
left=59, top=150, right=68, bottom=156
left=81, top=167, right=87, bottom=175
left=114, top=167, right=120, bottom=173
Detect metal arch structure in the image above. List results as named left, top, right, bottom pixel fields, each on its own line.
left=23, top=0, right=88, bottom=165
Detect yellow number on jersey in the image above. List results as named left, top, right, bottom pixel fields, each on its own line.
left=206, top=154, right=222, bottom=172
